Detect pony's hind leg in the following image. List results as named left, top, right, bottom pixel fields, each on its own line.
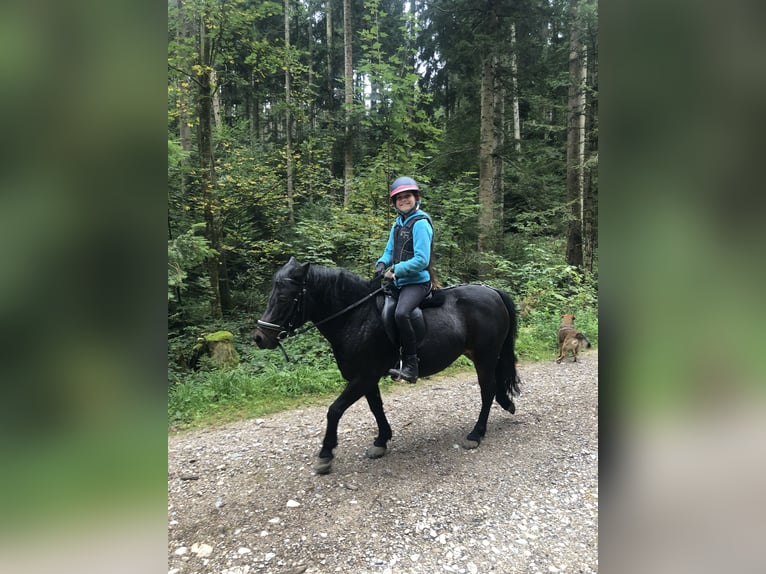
left=364, top=384, right=392, bottom=459
left=464, top=366, right=497, bottom=449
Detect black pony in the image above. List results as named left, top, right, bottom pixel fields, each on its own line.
left=253, top=257, right=521, bottom=474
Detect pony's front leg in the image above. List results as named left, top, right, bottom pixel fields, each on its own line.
left=364, top=384, right=392, bottom=459
left=315, top=382, right=366, bottom=475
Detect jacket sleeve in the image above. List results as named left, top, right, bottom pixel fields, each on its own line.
left=376, top=225, right=396, bottom=268
left=393, top=219, right=432, bottom=277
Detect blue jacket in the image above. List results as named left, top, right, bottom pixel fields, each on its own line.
left=376, top=210, right=433, bottom=287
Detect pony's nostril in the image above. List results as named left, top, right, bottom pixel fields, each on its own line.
left=253, top=331, right=264, bottom=347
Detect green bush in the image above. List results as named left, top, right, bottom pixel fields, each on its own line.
left=474, top=240, right=598, bottom=362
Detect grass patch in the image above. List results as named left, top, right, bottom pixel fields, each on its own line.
left=168, top=363, right=346, bottom=430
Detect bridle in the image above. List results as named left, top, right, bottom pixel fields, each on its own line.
left=256, top=272, right=384, bottom=346
left=256, top=277, right=309, bottom=341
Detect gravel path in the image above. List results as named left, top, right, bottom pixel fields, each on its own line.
left=168, top=350, right=598, bottom=574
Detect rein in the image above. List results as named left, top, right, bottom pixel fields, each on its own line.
left=292, top=286, right=383, bottom=336
left=257, top=276, right=384, bottom=362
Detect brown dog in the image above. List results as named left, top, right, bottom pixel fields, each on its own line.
left=556, top=313, right=592, bottom=363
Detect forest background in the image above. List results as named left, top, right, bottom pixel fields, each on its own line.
left=167, top=0, right=599, bottom=427
left=4, top=1, right=764, bottom=571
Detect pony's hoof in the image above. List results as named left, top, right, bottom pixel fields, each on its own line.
left=461, top=438, right=480, bottom=449
left=314, top=458, right=333, bottom=475
left=365, top=445, right=387, bottom=459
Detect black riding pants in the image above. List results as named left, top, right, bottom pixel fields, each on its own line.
left=394, top=282, right=431, bottom=356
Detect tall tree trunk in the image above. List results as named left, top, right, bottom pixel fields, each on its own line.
left=307, top=12, right=315, bottom=130
left=493, top=50, right=505, bottom=236
left=583, top=12, right=598, bottom=273
left=510, top=22, right=521, bottom=154
left=284, top=0, right=295, bottom=224
left=342, top=0, right=354, bottom=206
left=177, top=0, right=193, bottom=153
left=478, top=51, right=496, bottom=257
left=197, top=66, right=222, bottom=319
left=583, top=161, right=594, bottom=272
left=211, top=69, right=221, bottom=130
left=175, top=0, right=193, bottom=261
left=196, top=7, right=227, bottom=318
left=565, top=0, right=586, bottom=269
left=326, top=0, right=334, bottom=110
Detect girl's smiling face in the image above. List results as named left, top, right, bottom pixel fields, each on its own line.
left=394, top=191, right=416, bottom=212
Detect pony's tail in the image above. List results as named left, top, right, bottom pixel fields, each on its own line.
left=493, top=288, right=522, bottom=413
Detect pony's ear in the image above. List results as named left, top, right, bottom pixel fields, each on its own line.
left=285, top=257, right=309, bottom=280
left=286, top=256, right=307, bottom=271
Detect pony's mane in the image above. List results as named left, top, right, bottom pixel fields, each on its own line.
left=307, top=264, right=371, bottom=306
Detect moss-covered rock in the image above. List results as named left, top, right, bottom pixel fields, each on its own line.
left=205, top=330, right=235, bottom=343
left=190, top=331, right=240, bottom=370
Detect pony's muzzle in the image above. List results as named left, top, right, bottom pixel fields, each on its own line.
left=252, top=328, right=269, bottom=349
left=253, top=325, right=281, bottom=349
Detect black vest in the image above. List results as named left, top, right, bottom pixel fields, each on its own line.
left=392, top=213, right=433, bottom=264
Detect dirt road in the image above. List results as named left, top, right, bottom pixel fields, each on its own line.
left=168, top=351, right=598, bottom=574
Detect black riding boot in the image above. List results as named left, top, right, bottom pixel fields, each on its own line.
left=389, top=354, right=419, bottom=384
left=389, top=308, right=420, bottom=384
